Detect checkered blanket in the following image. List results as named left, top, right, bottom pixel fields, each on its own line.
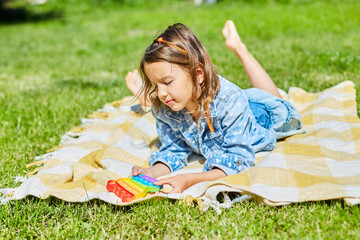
left=1, top=81, right=359, bottom=206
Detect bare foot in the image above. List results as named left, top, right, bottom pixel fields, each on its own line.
left=126, top=70, right=152, bottom=107
left=222, top=20, right=244, bottom=52
left=132, top=166, right=154, bottom=177
left=125, top=69, right=143, bottom=96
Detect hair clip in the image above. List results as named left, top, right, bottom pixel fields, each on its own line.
left=157, top=37, right=187, bottom=54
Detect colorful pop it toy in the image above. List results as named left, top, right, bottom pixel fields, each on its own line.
left=106, top=175, right=163, bottom=202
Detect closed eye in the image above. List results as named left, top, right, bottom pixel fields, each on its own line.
left=165, top=80, right=173, bottom=86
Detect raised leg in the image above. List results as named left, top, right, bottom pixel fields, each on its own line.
left=222, top=20, right=282, bottom=98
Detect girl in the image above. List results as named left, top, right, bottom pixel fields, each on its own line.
left=126, top=20, right=303, bottom=193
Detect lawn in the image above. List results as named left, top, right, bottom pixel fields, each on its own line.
left=1, top=0, right=360, bottom=238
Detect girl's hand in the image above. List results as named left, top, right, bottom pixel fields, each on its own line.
left=131, top=163, right=171, bottom=178
left=154, top=174, right=193, bottom=193
left=131, top=166, right=153, bottom=177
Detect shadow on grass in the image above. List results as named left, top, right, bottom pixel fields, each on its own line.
left=4, top=195, right=179, bottom=215
left=6, top=194, right=352, bottom=211
left=0, top=7, right=63, bottom=25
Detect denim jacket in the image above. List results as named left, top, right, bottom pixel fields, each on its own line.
left=148, top=76, right=303, bottom=175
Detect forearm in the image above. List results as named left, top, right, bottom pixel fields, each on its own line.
left=234, top=43, right=281, bottom=98
left=154, top=168, right=227, bottom=193
left=186, top=168, right=227, bottom=187
left=149, top=163, right=171, bottom=178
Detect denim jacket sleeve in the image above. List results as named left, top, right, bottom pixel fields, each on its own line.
left=203, top=89, right=256, bottom=175
left=149, top=117, right=192, bottom=172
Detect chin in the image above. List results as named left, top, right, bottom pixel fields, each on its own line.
left=169, top=104, right=184, bottom=112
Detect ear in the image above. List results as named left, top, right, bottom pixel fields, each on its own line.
left=196, top=66, right=205, bottom=85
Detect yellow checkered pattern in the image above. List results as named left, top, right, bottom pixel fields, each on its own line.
left=2, top=82, right=359, bottom=206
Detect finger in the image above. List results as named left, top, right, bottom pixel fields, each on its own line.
left=132, top=170, right=139, bottom=177
left=132, top=167, right=138, bottom=172
left=154, top=182, right=164, bottom=186
left=132, top=166, right=138, bottom=170
left=154, top=178, right=170, bottom=186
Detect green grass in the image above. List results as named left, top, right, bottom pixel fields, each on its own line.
left=1, top=0, right=359, bottom=238
left=2, top=198, right=360, bottom=239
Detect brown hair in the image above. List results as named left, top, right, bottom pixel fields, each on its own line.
left=139, top=23, right=220, bottom=122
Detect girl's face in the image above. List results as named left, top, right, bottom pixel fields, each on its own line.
left=144, top=61, right=203, bottom=112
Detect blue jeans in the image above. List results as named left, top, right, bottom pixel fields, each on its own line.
left=246, top=88, right=305, bottom=139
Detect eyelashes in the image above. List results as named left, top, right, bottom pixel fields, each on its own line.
left=164, top=80, right=173, bottom=86
left=150, top=80, right=172, bottom=89
left=149, top=79, right=173, bottom=92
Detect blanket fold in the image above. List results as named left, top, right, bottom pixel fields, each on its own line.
left=1, top=81, right=360, bottom=206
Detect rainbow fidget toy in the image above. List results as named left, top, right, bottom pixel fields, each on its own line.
left=106, top=175, right=162, bottom=202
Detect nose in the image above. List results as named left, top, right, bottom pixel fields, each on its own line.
left=157, top=85, right=167, bottom=100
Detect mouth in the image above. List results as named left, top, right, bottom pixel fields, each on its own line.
left=165, top=99, right=174, bottom=105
